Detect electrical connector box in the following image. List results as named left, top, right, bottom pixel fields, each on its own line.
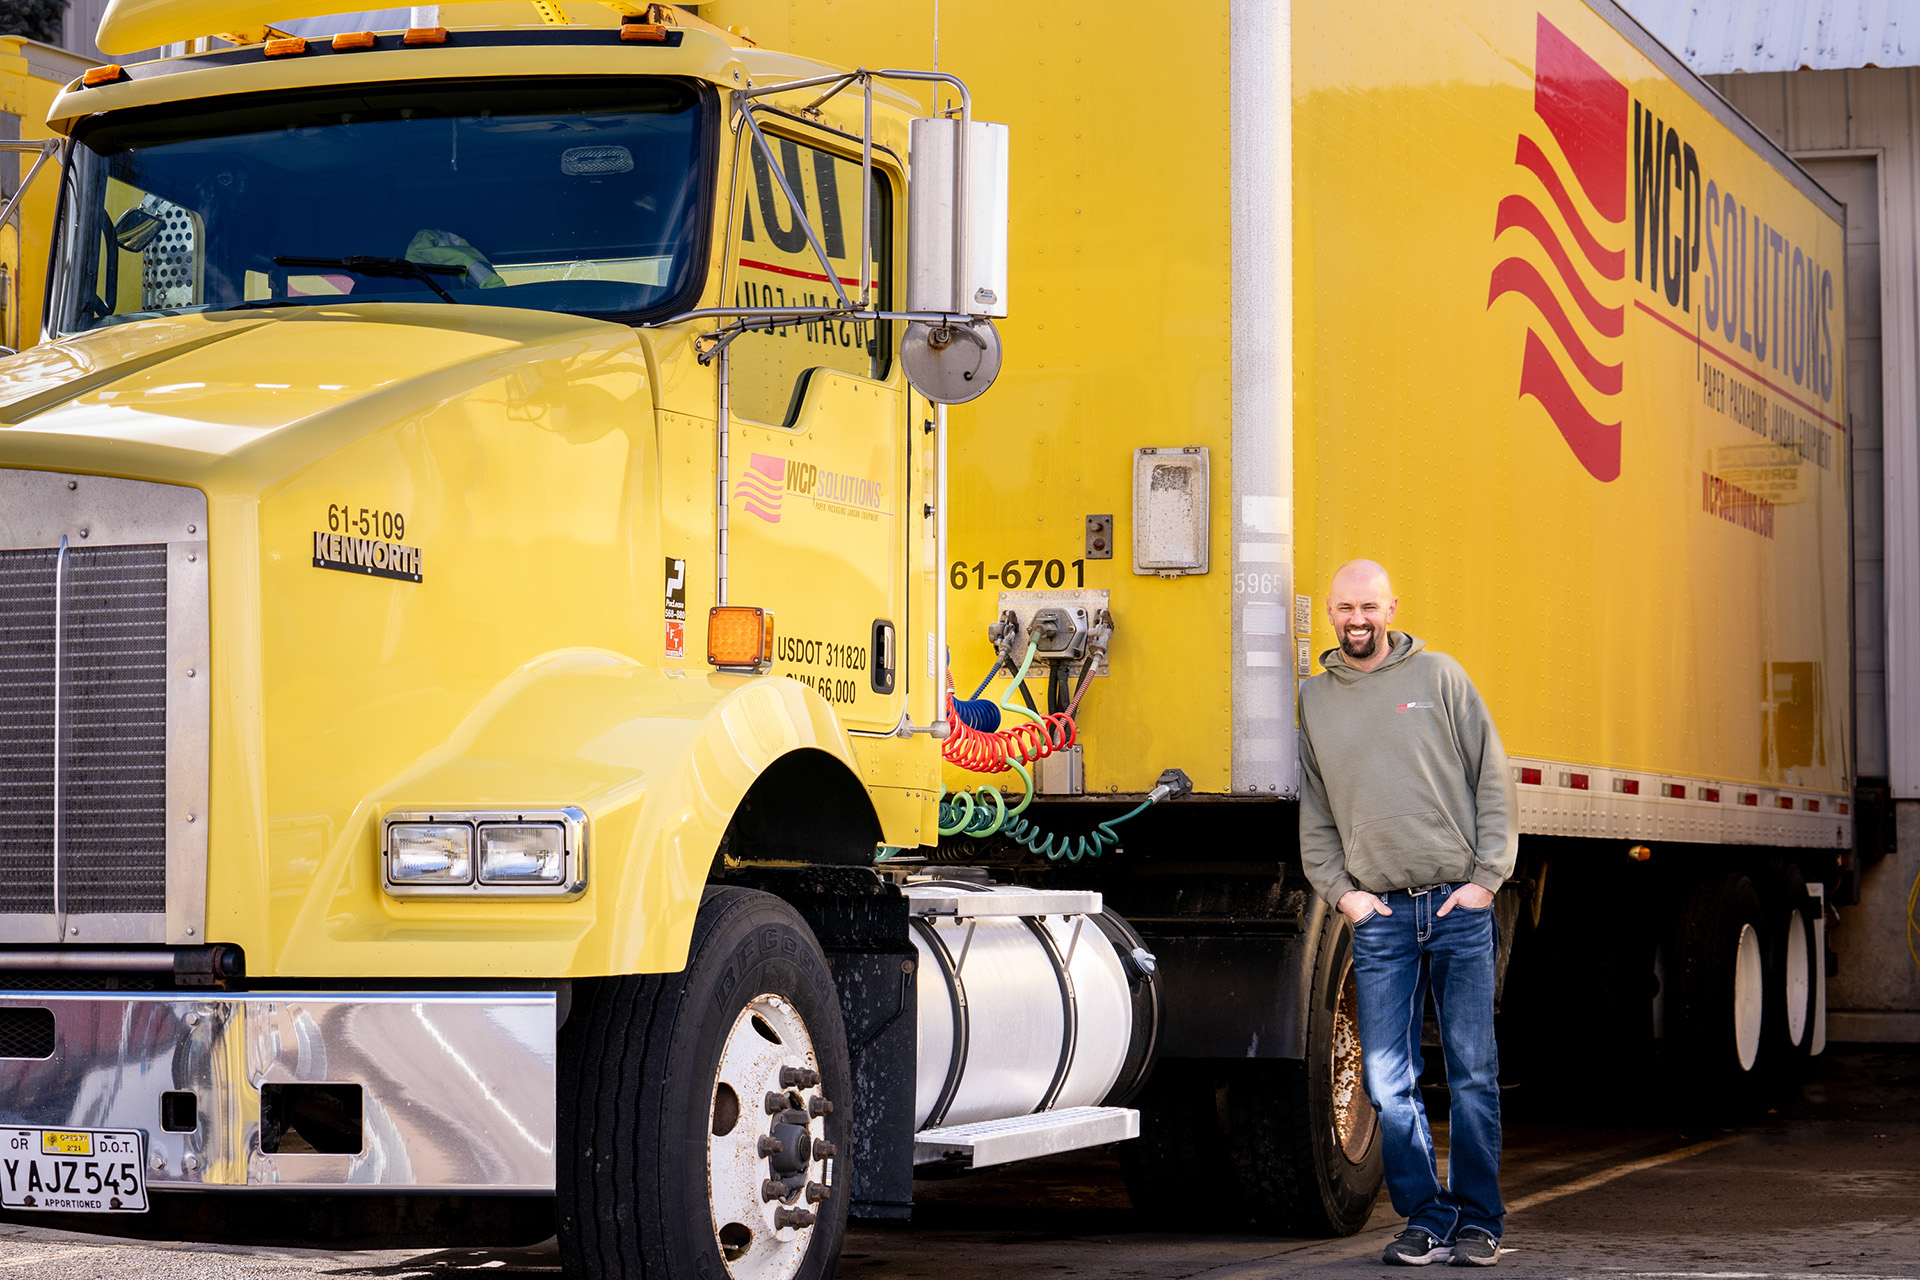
left=992, top=590, right=1110, bottom=676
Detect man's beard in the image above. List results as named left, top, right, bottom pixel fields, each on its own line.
left=1340, top=626, right=1381, bottom=659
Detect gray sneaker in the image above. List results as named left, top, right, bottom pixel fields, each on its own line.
left=1382, top=1227, right=1452, bottom=1266
left=1450, top=1228, right=1499, bottom=1266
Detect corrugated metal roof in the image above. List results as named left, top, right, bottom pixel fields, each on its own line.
left=1613, top=0, right=1920, bottom=74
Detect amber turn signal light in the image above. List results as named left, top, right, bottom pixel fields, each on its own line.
left=332, top=31, right=378, bottom=50
left=708, top=606, right=774, bottom=670
left=403, top=26, right=448, bottom=44
left=263, top=36, right=308, bottom=56
left=1626, top=844, right=1652, bottom=862
left=82, top=64, right=126, bottom=87
left=620, top=23, right=669, bottom=42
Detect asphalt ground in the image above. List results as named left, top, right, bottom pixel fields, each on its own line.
left=0, top=1046, right=1913, bottom=1279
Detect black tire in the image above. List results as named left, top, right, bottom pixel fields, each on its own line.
left=1758, top=865, right=1817, bottom=1085
left=1120, top=914, right=1382, bottom=1236
left=1227, top=914, right=1383, bottom=1236
left=558, top=886, right=852, bottom=1280
left=1666, top=873, right=1767, bottom=1114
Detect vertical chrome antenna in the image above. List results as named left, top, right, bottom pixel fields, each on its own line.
left=717, top=343, right=730, bottom=607
left=51, top=533, right=68, bottom=941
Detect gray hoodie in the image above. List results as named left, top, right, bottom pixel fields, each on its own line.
left=1297, top=631, right=1516, bottom=907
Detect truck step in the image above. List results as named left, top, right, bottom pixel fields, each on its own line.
left=913, top=1105, right=1139, bottom=1169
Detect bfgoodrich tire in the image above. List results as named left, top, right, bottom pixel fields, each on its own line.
left=558, top=887, right=852, bottom=1280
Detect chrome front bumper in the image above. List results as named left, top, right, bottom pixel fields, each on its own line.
left=0, top=991, right=555, bottom=1192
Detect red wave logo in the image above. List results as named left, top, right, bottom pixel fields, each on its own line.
left=735, top=452, right=786, bottom=523
left=1489, top=15, right=1629, bottom=482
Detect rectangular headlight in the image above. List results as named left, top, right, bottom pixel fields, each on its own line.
left=478, top=823, right=567, bottom=886
left=387, top=823, right=473, bottom=883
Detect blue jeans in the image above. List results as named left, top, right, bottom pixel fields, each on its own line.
left=1350, top=882, right=1504, bottom=1242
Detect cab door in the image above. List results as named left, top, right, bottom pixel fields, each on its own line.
left=723, top=125, right=907, bottom=733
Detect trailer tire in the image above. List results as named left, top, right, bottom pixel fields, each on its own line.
left=1759, top=865, right=1817, bottom=1082
left=1667, top=873, right=1767, bottom=1112
left=558, top=886, right=851, bottom=1280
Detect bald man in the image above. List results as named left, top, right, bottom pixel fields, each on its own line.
left=1297, top=561, right=1516, bottom=1267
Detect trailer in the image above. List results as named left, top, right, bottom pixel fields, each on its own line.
left=0, top=0, right=1851, bottom=1275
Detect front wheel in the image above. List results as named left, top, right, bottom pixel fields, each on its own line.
left=558, top=887, right=852, bottom=1280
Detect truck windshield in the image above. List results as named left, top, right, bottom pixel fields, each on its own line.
left=51, top=78, right=711, bottom=333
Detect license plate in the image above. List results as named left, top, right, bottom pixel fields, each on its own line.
left=0, top=1129, right=148, bottom=1212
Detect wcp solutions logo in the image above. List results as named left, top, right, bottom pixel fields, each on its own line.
left=1488, top=14, right=1629, bottom=483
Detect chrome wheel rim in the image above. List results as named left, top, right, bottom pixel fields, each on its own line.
left=707, top=993, right=831, bottom=1280
left=1784, top=907, right=1810, bottom=1047
left=1733, top=923, right=1764, bottom=1071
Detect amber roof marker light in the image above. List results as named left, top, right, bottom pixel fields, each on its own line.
left=263, top=35, right=308, bottom=57
left=332, top=31, right=378, bottom=50
left=81, top=64, right=127, bottom=87
left=403, top=26, right=449, bottom=45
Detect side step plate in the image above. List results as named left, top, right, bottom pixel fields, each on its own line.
left=912, top=1105, right=1139, bottom=1169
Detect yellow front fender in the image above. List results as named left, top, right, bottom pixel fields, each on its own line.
left=266, top=649, right=867, bottom=977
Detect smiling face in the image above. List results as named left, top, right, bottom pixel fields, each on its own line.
left=1326, top=561, right=1398, bottom=668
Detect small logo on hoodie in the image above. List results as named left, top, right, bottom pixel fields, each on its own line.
left=1396, top=702, right=1435, bottom=713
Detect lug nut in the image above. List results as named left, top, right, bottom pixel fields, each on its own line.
left=779, top=1066, right=820, bottom=1089
left=757, top=1136, right=784, bottom=1157
left=765, top=1091, right=788, bottom=1115
left=805, top=1181, right=829, bottom=1203
left=761, top=1178, right=787, bottom=1202
left=808, top=1096, right=833, bottom=1118
left=773, top=1207, right=816, bottom=1230
left=813, top=1140, right=836, bottom=1161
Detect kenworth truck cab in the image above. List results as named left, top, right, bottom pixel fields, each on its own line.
left=0, top=2, right=1206, bottom=1275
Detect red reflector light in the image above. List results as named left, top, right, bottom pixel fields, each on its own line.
left=1838, top=801, right=1850, bottom=815
left=1741, top=792, right=1759, bottom=806
left=1662, top=783, right=1686, bottom=799
left=1614, top=778, right=1640, bottom=795
left=621, top=22, right=669, bottom=41
left=403, top=26, right=448, bottom=44
left=1702, top=788, right=1721, bottom=803
left=1776, top=795, right=1794, bottom=810
left=264, top=36, right=308, bottom=56
left=82, top=64, right=126, bottom=86
left=1519, top=767, right=1541, bottom=785
left=332, top=31, right=378, bottom=50
left=1807, top=798, right=1821, bottom=812
left=1566, top=772, right=1589, bottom=790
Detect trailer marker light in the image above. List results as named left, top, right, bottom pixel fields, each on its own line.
left=1776, top=795, right=1795, bottom=810
left=1806, top=798, right=1820, bottom=812
left=1613, top=778, right=1640, bottom=796
left=1562, top=772, right=1589, bottom=790
left=709, top=606, right=775, bottom=671
left=1519, top=767, right=1541, bottom=786
left=387, top=823, right=472, bottom=884
left=403, top=26, right=449, bottom=44
left=621, top=23, right=670, bottom=42
left=1702, top=788, right=1721, bottom=803
left=1627, top=844, right=1651, bottom=862
left=1741, top=792, right=1759, bottom=806
left=82, top=64, right=126, bottom=86
left=332, top=31, right=378, bottom=50
left=1662, top=783, right=1686, bottom=799
left=1838, top=801, right=1850, bottom=815
left=263, top=36, right=307, bottom=56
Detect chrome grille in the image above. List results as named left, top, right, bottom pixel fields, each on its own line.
left=0, top=549, right=57, bottom=913
left=0, top=545, right=169, bottom=917
left=63, top=545, right=170, bottom=914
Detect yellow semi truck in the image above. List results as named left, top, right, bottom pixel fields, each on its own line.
left=0, top=0, right=1851, bottom=1272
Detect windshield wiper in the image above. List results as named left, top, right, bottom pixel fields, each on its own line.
left=271, top=255, right=468, bottom=304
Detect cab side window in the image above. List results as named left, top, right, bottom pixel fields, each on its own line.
left=729, top=133, right=892, bottom=425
